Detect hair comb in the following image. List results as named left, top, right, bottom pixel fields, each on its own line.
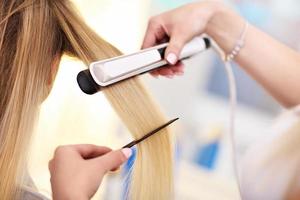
left=122, top=118, right=179, bottom=148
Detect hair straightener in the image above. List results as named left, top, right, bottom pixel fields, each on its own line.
left=77, top=36, right=210, bottom=95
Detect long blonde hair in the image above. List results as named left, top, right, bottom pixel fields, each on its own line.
left=0, top=0, right=173, bottom=199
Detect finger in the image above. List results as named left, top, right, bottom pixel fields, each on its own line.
left=150, top=70, right=159, bottom=78
left=151, top=61, right=185, bottom=77
left=111, top=167, right=120, bottom=172
left=157, top=67, right=175, bottom=77
left=170, top=62, right=185, bottom=75
left=142, top=17, right=167, bottom=49
left=71, top=144, right=112, bottom=159
left=165, top=29, right=192, bottom=65
left=142, top=29, right=157, bottom=49
left=94, top=148, right=132, bottom=173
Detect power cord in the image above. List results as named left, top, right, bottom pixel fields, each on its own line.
left=211, top=40, right=242, bottom=198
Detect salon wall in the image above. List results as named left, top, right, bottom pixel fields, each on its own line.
left=29, top=0, right=300, bottom=199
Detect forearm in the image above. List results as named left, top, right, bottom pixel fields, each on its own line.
left=207, top=6, right=300, bottom=108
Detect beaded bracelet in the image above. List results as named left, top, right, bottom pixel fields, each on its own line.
left=225, top=21, right=249, bottom=62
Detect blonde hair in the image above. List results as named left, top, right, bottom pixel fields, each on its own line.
left=0, top=0, right=173, bottom=199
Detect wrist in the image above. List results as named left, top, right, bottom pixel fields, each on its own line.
left=205, top=3, right=246, bottom=53
left=206, top=2, right=231, bottom=29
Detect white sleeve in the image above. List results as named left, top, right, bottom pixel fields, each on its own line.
left=19, top=186, right=50, bottom=200
left=240, top=106, right=300, bottom=200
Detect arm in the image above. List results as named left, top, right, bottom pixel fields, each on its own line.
left=207, top=7, right=300, bottom=108
left=142, top=2, right=300, bottom=108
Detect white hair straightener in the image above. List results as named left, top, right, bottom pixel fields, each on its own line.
left=77, top=36, right=210, bottom=95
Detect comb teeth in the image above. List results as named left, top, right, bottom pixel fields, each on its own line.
left=122, top=118, right=179, bottom=148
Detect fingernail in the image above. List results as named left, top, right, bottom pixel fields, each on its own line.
left=166, top=75, right=174, bottom=79
left=166, top=53, right=178, bottom=65
left=122, top=148, right=132, bottom=159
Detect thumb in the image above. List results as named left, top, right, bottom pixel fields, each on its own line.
left=165, top=29, right=191, bottom=65
left=95, top=148, right=132, bottom=173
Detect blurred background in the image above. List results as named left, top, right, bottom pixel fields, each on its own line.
left=28, top=0, right=300, bottom=199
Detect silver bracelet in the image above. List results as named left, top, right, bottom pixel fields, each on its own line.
left=225, top=21, right=249, bottom=62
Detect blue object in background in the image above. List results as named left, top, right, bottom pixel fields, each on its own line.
left=206, top=56, right=279, bottom=114
left=122, top=147, right=136, bottom=200
left=153, top=0, right=195, bottom=10
left=124, top=147, right=136, bottom=172
left=121, top=145, right=181, bottom=199
left=236, top=2, right=271, bottom=28
left=195, top=140, right=219, bottom=170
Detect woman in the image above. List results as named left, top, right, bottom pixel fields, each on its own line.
left=141, top=1, right=300, bottom=200
left=52, top=1, right=300, bottom=199
left=0, top=0, right=132, bottom=199
left=2, top=1, right=299, bottom=200
left=51, top=1, right=300, bottom=199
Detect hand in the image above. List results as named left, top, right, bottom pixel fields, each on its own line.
left=49, top=144, right=132, bottom=200
left=142, top=1, right=224, bottom=78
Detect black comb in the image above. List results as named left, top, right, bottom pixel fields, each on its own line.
left=122, top=118, right=179, bottom=148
